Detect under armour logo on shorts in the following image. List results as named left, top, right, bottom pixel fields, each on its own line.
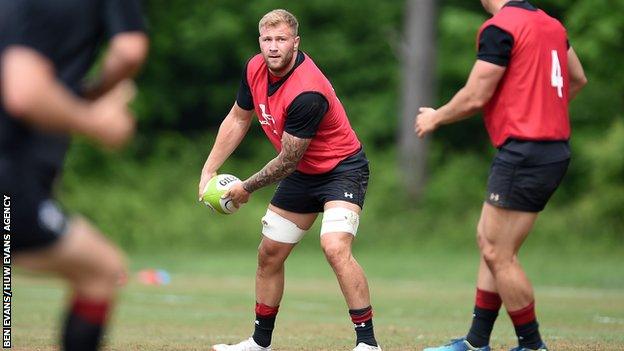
left=344, top=192, right=354, bottom=199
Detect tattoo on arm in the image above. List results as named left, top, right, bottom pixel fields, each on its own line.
left=243, top=132, right=311, bottom=193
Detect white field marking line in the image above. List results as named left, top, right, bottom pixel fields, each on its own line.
left=594, top=315, right=624, bottom=324
left=538, top=286, right=624, bottom=299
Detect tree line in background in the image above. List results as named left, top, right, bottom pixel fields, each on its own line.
left=60, top=0, right=623, bottom=251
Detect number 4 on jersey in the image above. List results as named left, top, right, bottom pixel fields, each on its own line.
left=551, top=50, right=564, bottom=98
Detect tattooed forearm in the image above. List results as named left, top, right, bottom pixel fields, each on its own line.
left=243, top=132, right=311, bottom=193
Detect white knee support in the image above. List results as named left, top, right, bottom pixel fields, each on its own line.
left=320, top=208, right=360, bottom=236
left=261, top=209, right=307, bottom=244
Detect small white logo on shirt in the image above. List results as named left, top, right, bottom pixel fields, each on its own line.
left=354, top=322, right=365, bottom=328
left=344, top=192, right=354, bottom=199
left=259, top=104, right=277, bottom=135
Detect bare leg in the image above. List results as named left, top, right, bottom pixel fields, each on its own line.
left=15, top=216, right=126, bottom=301
left=227, top=205, right=319, bottom=350
left=320, top=201, right=370, bottom=309
left=321, top=201, right=379, bottom=348
left=478, top=203, right=537, bottom=311
left=478, top=202, right=546, bottom=349
left=15, top=216, right=126, bottom=350
left=476, top=209, right=498, bottom=293
left=255, top=204, right=317, bottom=307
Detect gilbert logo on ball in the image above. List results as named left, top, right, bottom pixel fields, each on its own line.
left=202, top=174, right=241, bottom=214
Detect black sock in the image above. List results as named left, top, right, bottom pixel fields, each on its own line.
left=253, top=315, right=276, bottom=348
left=349, top=306, right=378, bottom=347
left=466, top=306, right=499, bottom=347
left=515, top=320, right=542, bottom=349
left=62, top=312, right=105, bottom=351
left=62, top=297, right=109, bottom=351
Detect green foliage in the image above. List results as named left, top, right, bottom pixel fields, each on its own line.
left=60, top=134, right=621, bottom=252
left=569, top=119, right=624, bottom=242
left=56, top=0, right=623, bottom=252
left=557, top=0, right=624, bottom=133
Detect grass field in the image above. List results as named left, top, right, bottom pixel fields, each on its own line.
left=12, top=246, right=624, bottom=350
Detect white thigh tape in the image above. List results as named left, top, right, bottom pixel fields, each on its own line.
left=261, top=209, right=307, bottom=244
left=320, top=207, right=360, bottom=236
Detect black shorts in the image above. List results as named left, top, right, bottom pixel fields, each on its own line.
left=0, top=158, right=68, bottom=252
left=271, top=164, right=369, bottom=213
left=485, top=157, right=570, bottom=212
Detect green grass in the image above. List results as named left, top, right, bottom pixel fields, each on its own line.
left=12, top=248, right=624, bottom=350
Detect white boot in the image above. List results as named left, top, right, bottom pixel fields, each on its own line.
left=212, top=337, right=271, bottom=351
left=353, top=342, right=382, bottom=351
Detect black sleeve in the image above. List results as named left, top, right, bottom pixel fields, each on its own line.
left=477, top=25, right=514, bottom=67
left=102, top=0, right=146, bottom=38
left=236, top=61, right=254, bottom=111
left=7, top=1, right=57, bottom=60
left=284, top=92, right=329, bottom=138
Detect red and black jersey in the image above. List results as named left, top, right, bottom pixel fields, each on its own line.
left=477, top=1, right=570, bottom=148
left=239, top=51, right=362, bottom=175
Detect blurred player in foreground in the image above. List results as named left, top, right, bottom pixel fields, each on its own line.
left=0, top=0, right=148, bottom=349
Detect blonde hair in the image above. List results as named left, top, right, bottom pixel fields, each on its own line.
left=258, top=9, right=299, bottom=36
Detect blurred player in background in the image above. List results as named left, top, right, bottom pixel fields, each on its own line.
left=0, top=0, right=148, bottom=349
left=199, top=9, right=381, bottom=351
left=415, top=1, right=586, bottom=350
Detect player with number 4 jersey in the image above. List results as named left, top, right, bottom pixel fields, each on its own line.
left=415, top=1, right=587, bottom=351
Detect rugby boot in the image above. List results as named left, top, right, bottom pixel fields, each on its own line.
left=509, top=343, right=548, bottom=351
left=423, top=337, right=490, bottom=351
left=353, top=342, right=382, bottom=350
left=212, top=337, right=271, bottom=351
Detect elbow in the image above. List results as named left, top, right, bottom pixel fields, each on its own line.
left=3, top=88, right=33, bottom=119
left=462, top=87, right=491, bottom=112
left=471, top=98, right=489, bottom=110
left=578, top=74, right=588, bottom=88
left=1, top=51, right=33, bottom=118
left=468, top=95, right=489, bottom=111
left=110, top=33, right=149, bottom=71
left=127, top=36, right=149, bottom=68
left=571, top=74, right=588, bottom=94
left=277, top=155, right=299, bottom=175
left=282, top=160, right=299, bottom=175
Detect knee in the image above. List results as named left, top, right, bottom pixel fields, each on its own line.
left=95, top=246, right=127, bottom=287
left=321, top=239, right=351, bottom=268
left=477, top=224, right=492, bottom=255
left=480, top=244, right=514, bottom=274
left=476, top=225, right=515, bottom=274
left=476, top=218, right=488, bottom=248
left=70, top=244, right=126, bottom=299
left=257, top=242, right=287, bottom=271
left=477, top=224, right=499, bottom=268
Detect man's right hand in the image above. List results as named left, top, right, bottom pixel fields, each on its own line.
left=85, top=80, right=137, bottom=149
left=198, top=170, right=217, bottom=201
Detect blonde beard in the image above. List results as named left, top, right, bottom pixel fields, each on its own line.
left=264, top=51, right=295, bottom=75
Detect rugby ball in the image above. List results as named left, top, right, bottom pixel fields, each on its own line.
left=201, top=174, right=241, bottom=214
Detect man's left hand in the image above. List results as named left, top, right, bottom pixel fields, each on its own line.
left=223, top=182, right=251, bottom=208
